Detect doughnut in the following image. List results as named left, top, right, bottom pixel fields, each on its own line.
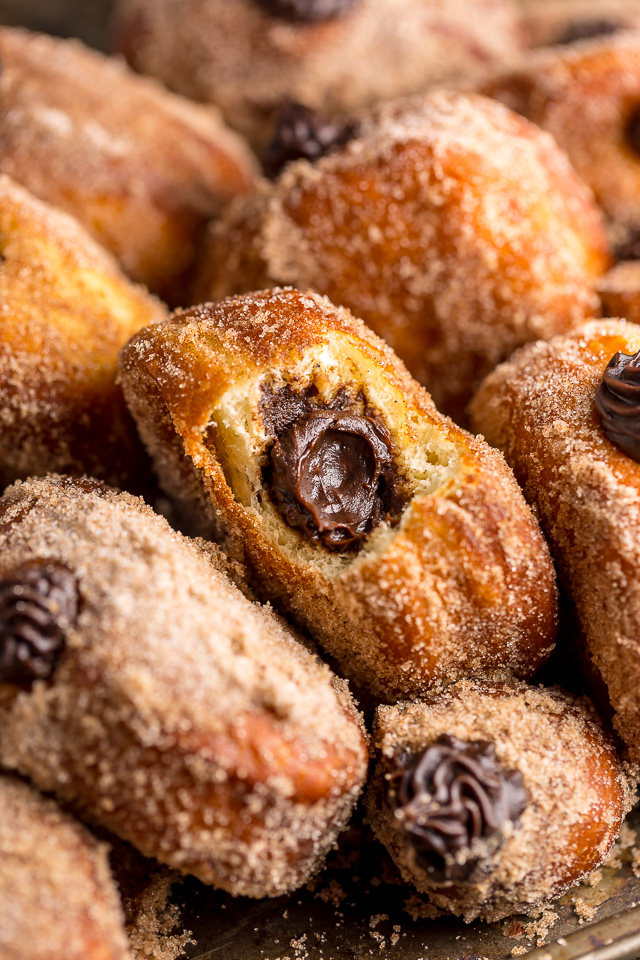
left=112, top=0, right=523, bottom=149
left=470, top=318, right=640, bottom=763
left=0, top=175, right=167, bottom=493
left=194, top=91, right=609, bottom=421
left=0, top=773, right=131, bottom=960
left=0, top=474, right=368, bottom=898
left=519, top=0, right=640, bottom=48
left=118, top=287, right=558, bottom=702
left=597, top=261, right=640, bottom=324
left=0, top=27, right=255, bottom=301
left=484, top=33, right=640, bottom=254
left=367, top=680, right=632, bottom=922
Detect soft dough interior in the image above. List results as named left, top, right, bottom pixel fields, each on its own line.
left=205, top=332, right=462, bottom=577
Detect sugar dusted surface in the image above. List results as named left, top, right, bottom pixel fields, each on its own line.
left=367, top=680, right=634, bottom=922
left=0, top=773, right=131, bottom=960
left=0, top=475, right=367, bottom=898
left=470, top=318, right=640, bottom=764
left=198, top=90, right=608, bottom=417
left=113, top=0, right=522, bottom=147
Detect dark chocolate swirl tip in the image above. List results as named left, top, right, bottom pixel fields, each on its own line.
left=595, top=350, right=640, bottom=461
left=262, top=100, right=358, bottom=179
left=256, top=0, right=356, bottom=23
left=0, top=561, right=77, bottom=686
left=388, top=735, right=527, bottom=883
left=626, top=105, right=640, bottom=160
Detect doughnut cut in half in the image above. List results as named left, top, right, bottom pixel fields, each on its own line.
left=119, top=287, right=558, bottom=701
left=0, top=475, right=367, bottom=898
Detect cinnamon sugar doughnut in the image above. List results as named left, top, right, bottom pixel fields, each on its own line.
left=0, top=773, right=131, bottom=960
left=0, top=175, right=166, bottom=492
left=194, top=91, right=609, bottom=420
left=0, top=27, right=254, bottom=301
left=367, top=680, right=632, bottom=922
left=470, top=319, right=640, bottom=763
left=119, top=288, right=558, bottom=702
left=484, top=33, right=640, bottom=253
left=112, top=0, right=523, bottom=149
left=0, top=475, right=367, bottom=897
left=597, top=261, right=640, bottom=324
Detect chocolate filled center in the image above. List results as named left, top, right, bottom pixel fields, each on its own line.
left=388, top=735, right=527, bottom=883
left=626, top=105, right=640, bottom=159
left=268, top=409, right=395, bottom=551
left=595, top=349, right=640, bottom=461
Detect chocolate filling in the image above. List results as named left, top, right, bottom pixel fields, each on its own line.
left=626, top=105, right=640, bottom=159
left=262, top=100, right=358, bottom=179
left=256, top=0, right=356, bottom=23
left=0, top=561, right=77, bottom=686
left=387, top=735, right=527, bottom=884
left=262, top=385, right=403, bottom=551
left=595, top=349, right=640, bottom=461
left=556, top=18, right=620, bottom=45
left=615, top=227, right=640, bottom=263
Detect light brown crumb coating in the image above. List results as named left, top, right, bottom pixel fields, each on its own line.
left=194, top=91, right=609, bottom=420
left=113, top=0, right=523, bottom=149
left=0, top=475, right=368, bottom=898
left=118, top=288, right=558, bottom=702
left=0, top=175, right=167, bottom=492
left=367, top=680, right=633, bottom=922
left=597, top=261, right=640, bottom=324
left=484, top=33, right=640, bottom=243
left=470, top=319, right=640, bottom=764
left=0, top=773, right=131, bottom=960
left=0, top=27, right=255, bottom=300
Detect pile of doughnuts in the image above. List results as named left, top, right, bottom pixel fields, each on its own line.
left=3, top=2, right=640, bottom=956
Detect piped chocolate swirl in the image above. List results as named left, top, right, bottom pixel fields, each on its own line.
left=595, top=350, right=640, bottom=461
left=0, top=562, right=77, bottom=685
left=387, top=734, right=527, bottom=883
left=262, top=101, right=358, bottom=179
left=256, top=0, right=356, bottom=23
left=262, top=385, right=404, bottom=552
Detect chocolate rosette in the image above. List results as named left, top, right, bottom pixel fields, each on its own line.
left=0, top=561, right=77, bottom=685
left=262, top=101, right=358, bottom=179
left=595, top=349, right=640, bottom=461
left=388, top=734, right=527, bottom=883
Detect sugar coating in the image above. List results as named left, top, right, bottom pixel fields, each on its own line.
left=119, top=287, right=558, bottom=702
left=0, top=475, right=367, bottom=898
left=484, top=32, right=640, bottom=237
left=0, top=27, right=255, bottom=297
left=113, top=0, right=523, bottom=148
left=196, top=90, right=608, bottom=418
left=367, top=680, right=635, bottom=922
left=0, top=174, right=166, bottom=491
left=597, top=261, right=640, bottom=324
left=0, top=773, right=131, bottom=960
left=470, top=318, right=640, bottom=765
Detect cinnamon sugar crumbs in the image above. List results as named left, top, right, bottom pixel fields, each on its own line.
left=125, top=873, right=193, bottom=960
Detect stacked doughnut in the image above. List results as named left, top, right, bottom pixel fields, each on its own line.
left=1, top=0, right=639, bottom=944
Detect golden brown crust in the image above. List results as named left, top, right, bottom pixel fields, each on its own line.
left=0, top=774, right=131, bottom=960
left=367, top=680, right=633, bottom=922
left=119, top=287, right=558, bottom=701
left=0, top=475, right=368, bottom=897
left=597, top=261, right=640, bottom=324
left=113, top=0, right=524, bottom=149
left=0, top=175, right=167, bottom=492
left=484, top=33, right=640, bottom=241
left=194, top=91, right=609, bottom=419
left=0, top=27, right=255, bottom=300
left=470, top=318, right=640, bottom=763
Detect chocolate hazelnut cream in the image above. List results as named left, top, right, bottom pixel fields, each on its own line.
left=595, top=349, right=640, bottom=461
left=261, top=384, right=406, bottom=551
